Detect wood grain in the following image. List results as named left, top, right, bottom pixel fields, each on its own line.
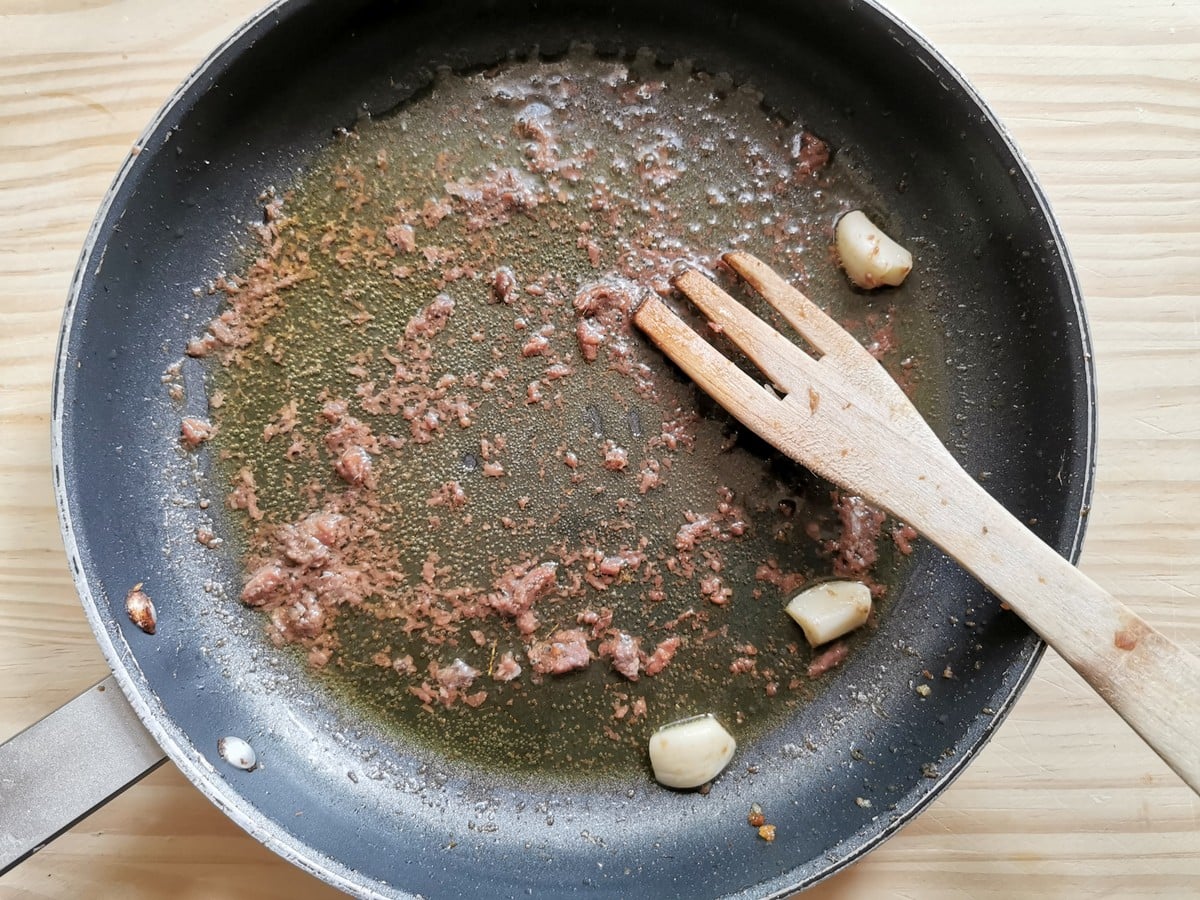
left=1, top=0, right=1197, bottom=897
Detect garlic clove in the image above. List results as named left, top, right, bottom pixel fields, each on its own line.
left=835, top=210, right=913, bottom=289
left=648, top=713, right=736, bottom=789
left=217, top=736, right=257, bottom=771
left=786, top=580, right=872, bottom=646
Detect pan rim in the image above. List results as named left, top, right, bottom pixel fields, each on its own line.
left=49, top=0, right=1097, bottom=897
left=49, top=2, right=388, bottom=896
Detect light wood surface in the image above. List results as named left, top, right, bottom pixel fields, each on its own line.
left=1, top=0, right=1197, bottom=897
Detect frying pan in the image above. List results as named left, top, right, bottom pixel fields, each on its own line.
left=1, top=0, right=1095, bottom=896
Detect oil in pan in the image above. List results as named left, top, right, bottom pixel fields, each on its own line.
left=196, top=49, right=944, bottom=780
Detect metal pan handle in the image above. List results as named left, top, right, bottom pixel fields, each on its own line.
left=0, top=676, right=166, bottom=874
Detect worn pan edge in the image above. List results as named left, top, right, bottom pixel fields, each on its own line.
left=48, top=1, right=392, bottom=896
left=772, top=0, right=1099, bottom=894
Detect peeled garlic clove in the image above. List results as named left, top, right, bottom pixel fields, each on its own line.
left=124, top=583, right=157, bottom=635
left=786, top=580, right=872, bottom=646
left=648, top=714, right=736, bottom=789
left=835, top=210, right=913, bottom=289
left=217, top=736, right=257, bottom=771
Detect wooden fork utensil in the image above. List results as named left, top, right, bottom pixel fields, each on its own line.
left=634, top=251, right=1200, bottom=794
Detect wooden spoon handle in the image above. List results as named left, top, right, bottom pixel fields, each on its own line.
left=904, top=458, right=1200, bottom=794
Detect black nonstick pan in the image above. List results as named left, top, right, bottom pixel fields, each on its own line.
left=11, top=0, right=1095, bottom=896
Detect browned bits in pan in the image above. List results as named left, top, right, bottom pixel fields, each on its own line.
left=191, top=50, right=926, bottom=778
left=124, top=583, right=156, bottom=634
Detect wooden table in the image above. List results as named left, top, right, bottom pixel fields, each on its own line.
left=1, top=0, right=1197, bottom=896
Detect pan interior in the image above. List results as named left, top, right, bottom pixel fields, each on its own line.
left=55, top=1, right=1093, bottom=897
left=205, top=49, right=945, bottom=781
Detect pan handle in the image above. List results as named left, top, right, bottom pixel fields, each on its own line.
left=0, top=675, right=166, bottom=874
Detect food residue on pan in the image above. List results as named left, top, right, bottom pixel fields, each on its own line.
left=125, top=583, right=157, bottom=635
left=748, top=799, right=777, bottom=840
left=176, top=50, right=927, bottom=779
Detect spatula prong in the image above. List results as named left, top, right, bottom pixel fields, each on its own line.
left=722, top=251, right=864, bottom=361
left=632, top=295, right=787, bottom=439
left=673, top=269, right=820, bottom=397
left=724, top=251, right=943, bottom=450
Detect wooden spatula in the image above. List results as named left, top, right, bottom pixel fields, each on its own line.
left=633, top=251, right=1200, bottom=794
